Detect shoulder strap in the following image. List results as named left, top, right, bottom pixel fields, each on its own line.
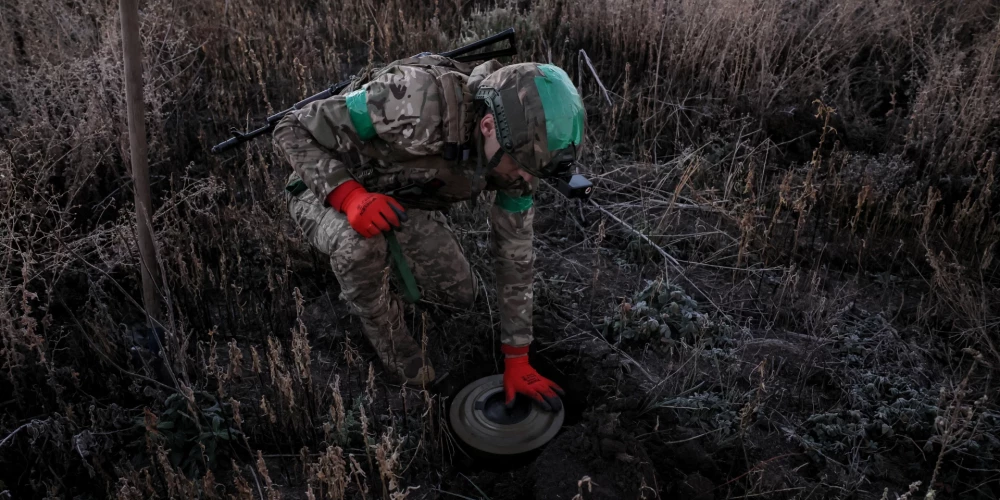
left=353, top=56, right=480, bottom=160
left=436, top=71, right=473, bottom=154
left=385, top=55, right=477, bottom=159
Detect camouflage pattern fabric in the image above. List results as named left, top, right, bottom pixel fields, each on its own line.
left=287, top=184, right=475, bottom=381
left=474, top=63, right=585, bottom=177
left=286, top=183, right=477, bottom=315
left=274, top=55, right=541, bottom=346
left=490, top=201, right=534, bottom=346
left=273, top=55, right=485, bottom=207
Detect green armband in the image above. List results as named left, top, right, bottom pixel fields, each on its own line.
left=496, top=192, right=533, bottom=213
left=345, top=89, right=377, bottom=140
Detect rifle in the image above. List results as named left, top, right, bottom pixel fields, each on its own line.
left=211, top=28, right=518, bottom=154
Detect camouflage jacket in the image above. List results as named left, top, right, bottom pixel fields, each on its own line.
left=273, top=55, right=535, bottom=346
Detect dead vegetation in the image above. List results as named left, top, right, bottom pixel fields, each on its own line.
left=2, top=0, right=1000, bottom=498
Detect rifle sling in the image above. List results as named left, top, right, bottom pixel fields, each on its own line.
left=385, top=231, right=421, bottom=303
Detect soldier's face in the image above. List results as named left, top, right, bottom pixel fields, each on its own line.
left=480, top=114, right=534, bottom=189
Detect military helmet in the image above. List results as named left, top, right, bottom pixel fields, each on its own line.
left=474, top=63, right=585, bottom=179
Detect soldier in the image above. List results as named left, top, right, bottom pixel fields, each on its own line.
left=274, top=54, right=584, bottom=412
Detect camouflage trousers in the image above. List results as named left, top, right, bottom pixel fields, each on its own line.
left=286, top=185, right=477, bottom=344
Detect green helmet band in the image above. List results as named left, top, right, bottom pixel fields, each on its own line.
left=534, top=65, right=585, bottom=152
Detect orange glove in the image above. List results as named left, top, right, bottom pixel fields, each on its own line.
left=501, top=344, right=565, bottom=412
left=327, top=180, right=406, bottom=238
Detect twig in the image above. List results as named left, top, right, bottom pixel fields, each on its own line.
left=246, top=463, right=265, bottom=500
left=577, top=50, right=614, bottom=107
left=583, top=197, right=728, bottom=316
left=730, top=487, right=806, bottom=499
left=0, top=420, right=36, bottom=449
left=460, top=473, right=491, bottom=500
left=636, top=426, right=720, bottom=441
left=586, top=198, right=682, bottom=270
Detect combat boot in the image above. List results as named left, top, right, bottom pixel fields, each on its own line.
left=358, top=297, right=435, bottom=386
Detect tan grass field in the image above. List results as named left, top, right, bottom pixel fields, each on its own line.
left=2, top=0, right=1000, bottom=498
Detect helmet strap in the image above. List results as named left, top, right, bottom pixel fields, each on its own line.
left=470, top=127, right=507, bottom=207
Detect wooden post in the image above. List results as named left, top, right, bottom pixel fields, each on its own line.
left=119, top=0, right=162, bottom=323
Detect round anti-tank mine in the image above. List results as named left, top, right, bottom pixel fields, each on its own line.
left=449, top=374, right=565, bottom=456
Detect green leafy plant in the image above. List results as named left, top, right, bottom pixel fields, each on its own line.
left=137, top=391, right=242, bottom=478
left=600, top=280, right=729, bottom=348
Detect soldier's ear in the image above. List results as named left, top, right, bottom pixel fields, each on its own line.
left=479, top=113, right=495, bottom=139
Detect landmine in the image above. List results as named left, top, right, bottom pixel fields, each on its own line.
left=449, top=374, right=565, bottom=455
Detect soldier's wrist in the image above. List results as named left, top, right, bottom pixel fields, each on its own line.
left=327, top=180, right=365, bottom=211
left=501, top=343, right=530, bottom=358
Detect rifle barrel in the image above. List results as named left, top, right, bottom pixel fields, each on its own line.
left=211, top=28, right=517, bottom=154
left=442, top=28, right=515, bottom=59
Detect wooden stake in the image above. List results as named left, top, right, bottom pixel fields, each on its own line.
left=119, top=0, right=162, bottom=323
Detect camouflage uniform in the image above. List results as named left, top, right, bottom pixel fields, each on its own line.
left=275, top=56, right=536, bottom=380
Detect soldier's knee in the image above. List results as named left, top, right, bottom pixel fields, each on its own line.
left=330, top=231, right=387, bottom=278
left=330, top=234, right=390, bottom=311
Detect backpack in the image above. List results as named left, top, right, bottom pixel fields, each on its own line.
left=347, top=54, right=502, bottom=160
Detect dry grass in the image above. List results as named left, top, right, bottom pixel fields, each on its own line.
left=2, top=0, right=1000, bottom=497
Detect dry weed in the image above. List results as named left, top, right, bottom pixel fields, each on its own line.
left=3, top=0, right=1000, bottom=496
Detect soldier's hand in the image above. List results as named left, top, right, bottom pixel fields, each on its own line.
left=501, top=343, right=565, bottom=412
left=328, top=180, right=407, bottom=238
